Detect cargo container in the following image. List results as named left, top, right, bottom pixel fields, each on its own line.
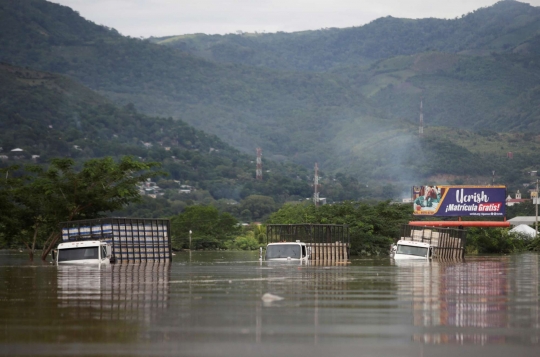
left=59, top=218, right=171, bottom=263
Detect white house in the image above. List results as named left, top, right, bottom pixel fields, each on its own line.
left=506, top=190, right=529, bottom=206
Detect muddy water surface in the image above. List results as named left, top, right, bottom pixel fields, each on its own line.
left=0, top=251, right=539, bottom=356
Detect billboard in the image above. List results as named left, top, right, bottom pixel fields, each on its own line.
left=412, top=185, right=506, bottom=217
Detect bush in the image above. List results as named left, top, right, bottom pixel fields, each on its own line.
left=527, top=237, right=540, bottom=252
left=466, top=227, right=533, bottom=254
left=225, top=236, right=260, bottom=250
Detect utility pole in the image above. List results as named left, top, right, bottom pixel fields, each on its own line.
left=313, top=163, right=320, bottom=206
left=256, top=148, right=263, bottom=180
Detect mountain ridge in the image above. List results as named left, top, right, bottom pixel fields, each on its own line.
left=153, top=1, right=540, bottom=71
left=3, top=0, right=540, bottom=194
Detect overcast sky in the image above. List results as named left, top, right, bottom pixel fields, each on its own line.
left=51, top=0, right=540, bottom=38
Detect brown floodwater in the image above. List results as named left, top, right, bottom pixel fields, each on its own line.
left=0, top=251, right=539, bottom=356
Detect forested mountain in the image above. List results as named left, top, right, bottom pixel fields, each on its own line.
left=151, top=1, right=540, bottom=133
left=336, top=51, right=540, bottom=132
left=0, top=0, right=382, bottom=169
left=3, top=0, right=540, bottom=197
left=154, top=1, right=540, bottom=71
left=0, top=63, right=325, bottom=216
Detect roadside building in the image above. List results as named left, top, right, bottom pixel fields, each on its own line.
left=506, top=190, right=529, bottom=206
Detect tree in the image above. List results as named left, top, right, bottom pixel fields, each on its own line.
left=0, top=167, right=27, bottom=250
left=266, top=202, right=315, bottom=224
left=170, top=205, right=239, bottom=250
left=253, top=224, right=267, bottom=244
left=0, top=156, right=161, bottom=260
left=238, top=195, right=277, bottom=221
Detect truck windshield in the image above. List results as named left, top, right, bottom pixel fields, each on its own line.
left=58, top=247, right=99, bottom=262
left=396, top=244, right=428, bottom=257
left=265, top=244, right=301, bottom=259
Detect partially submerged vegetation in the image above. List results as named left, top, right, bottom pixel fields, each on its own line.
left=2, top=162, right=540, bottom=257
left=266, top=201, right=412, bottom=256
left=466, top=227, right=540, bottom=254
left=0, top=156, right=161, bottom=260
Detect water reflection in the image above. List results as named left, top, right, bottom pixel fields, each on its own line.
left=393, top=255, right=540, bottom=345
left=58, top=262, right=170, bottom=322
left=1, top=251, right=539, bottom=356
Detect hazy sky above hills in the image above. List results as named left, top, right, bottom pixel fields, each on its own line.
left=52, top=0, right=540, bottom=38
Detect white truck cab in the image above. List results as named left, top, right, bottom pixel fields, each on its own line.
left=56, top=240, right=113, bottom=265
left=265, top=241, right=310, bottom=261
left=391, top=240, right=432, bottom=260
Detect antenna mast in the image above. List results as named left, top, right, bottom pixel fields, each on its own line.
left=256, top=148, right=262, bottom=180
left=313, top=163, right=320, bottom=206
left=419, top=97, right=424, bottom=136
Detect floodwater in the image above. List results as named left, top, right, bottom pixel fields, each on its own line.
left=0, top=251, right=539, bottom=357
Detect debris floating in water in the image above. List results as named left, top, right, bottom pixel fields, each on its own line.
left=261, top=293, right=284, bottom=302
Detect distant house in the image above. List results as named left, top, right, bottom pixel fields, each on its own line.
left=0, top=155, right=8, bottom=161
left=137, top=178, right=164, bottom=198
left=506, top=190, right=529, bottom=206
left=10, top=148, right=23, bottom=152
left=179, top=184, right=193, bottom=194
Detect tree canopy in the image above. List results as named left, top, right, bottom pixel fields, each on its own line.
left=267, top=201, right=412, bottom=256
left=170, top=205, right=240, bottom=250
left=0, top=156, right=161, bottom=259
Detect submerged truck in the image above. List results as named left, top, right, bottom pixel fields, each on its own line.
left=264, top=224, right=351, bottom=263
left=390, top=240, right=432, bottom=260
left=264, top=241, right=310, bottom=261
left=57, top=218, right=171, bottom=264
left=57, top=240, right=113, bottom=264
left=391, top=224, right=466, bottom=260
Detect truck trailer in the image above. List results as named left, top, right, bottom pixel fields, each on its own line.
left=58, top=218, right=171, bottom=264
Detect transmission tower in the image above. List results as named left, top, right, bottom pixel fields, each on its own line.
left=419, top=97, right=424, bottom=136
left=256, top=148, right=262, bottom=180
left=313, top=163, right=320, bottom=206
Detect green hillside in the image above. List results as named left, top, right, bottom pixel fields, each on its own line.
left=329, top=122, right=540, bottom=198
left=0, top=0, right=384, bottom=168
left=3, top=0, right=540, bottom=197
left=154, top=1, right=540, bottom=71
left=332, top=51, right=540, bottom=132
left=0, top=63, right=329, bottom=217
